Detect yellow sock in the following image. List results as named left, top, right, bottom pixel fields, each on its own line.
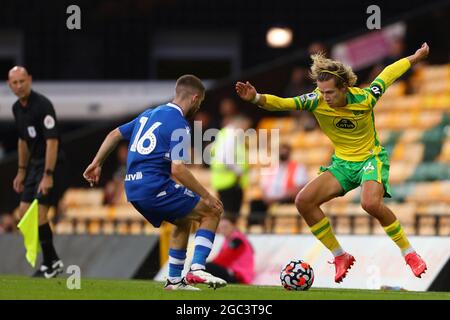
left=310, top=217, right=344, bottom=257
left=383, top=220, right=414, bottom=256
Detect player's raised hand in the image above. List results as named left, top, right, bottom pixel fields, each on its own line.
left=235, top=81, right=257, bottom=102
left=83, top=162, right=102, bottom=187
left=414, top=42, right=429, bottom=60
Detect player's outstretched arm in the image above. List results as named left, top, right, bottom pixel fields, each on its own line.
left=371, top=43, right=430, bottom=94
left=235, top=81, right=298, bottom=111
left=83, top=128, right=123, bottom=187
left=171, top=160, right=224, bottom=212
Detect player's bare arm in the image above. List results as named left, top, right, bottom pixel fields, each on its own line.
left=37, top=138, right=58, bottom=196
left=83, top=128, right=123, bottom=187
left=370, top=42, right=430, bottom=95
left=13, top=138, right=30, bottom=193
left=171, top=160, right=223, bottom=212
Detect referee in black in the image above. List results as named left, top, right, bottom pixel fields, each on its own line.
left=8, top=66, right=65, bottom=278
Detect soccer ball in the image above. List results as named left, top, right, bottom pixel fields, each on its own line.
left=280, top=259, right=314, bottom=291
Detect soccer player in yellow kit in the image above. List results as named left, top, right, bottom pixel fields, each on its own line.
left=236, top=43, right=429, bottom=283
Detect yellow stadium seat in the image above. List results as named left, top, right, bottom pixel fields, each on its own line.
left=258, top=117, right=295, bottom=133
left=87, top=220, right=102, bottom=235
left=247, top=224, right=265, bottom=234
left=291, top=147, right=333, bottom=166
left=325, top=203, right=365, bottom=216
left=420, top=79, right=450, bottom=95
left=272, top=216, right=301, bottom=234
left=74, top=222, right=88, bottom=234
left=363, top=203, right=416, bottom=235
left=64, top=206, right=110, bottom=220
left=389, top=203, right=416, bottom=226
left=389, top=162, right=416, bottom=184
left=437, top=138, right=450, bottom=163
left=376, top=111, right=442, bottom=130
left=268, top=203, right=298, bottom=216
left=143, top=223, right=159, bottom=235
left=406, top=181, right=450, bottom=204
left=437, top=217, right=450, bottom=236
left=130, top=221, right=146, bottom=235
left=416, top=202, right=450, bottom=236
left=54, top=220, right=74, bottom=234
left=62, top=188, right=104, bottom=207
left=290, top=129, right=331, bottom=149
left=391, top=143, right=424, bottom=163
left=416, top=203, right=450, bottom=215
left=415, top=215, right=437, bottom=236
left=376, top=81, right=406, bottom=99
left=416, top=64, right=450, bottom=83
left=397, top=129, right=424, bottom=144
left=377, top=95, right=421, bottom=112
left=102, top=221, right=116, bottom=235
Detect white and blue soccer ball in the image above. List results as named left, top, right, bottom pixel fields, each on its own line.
left=280, top=259, right=314, bottom=291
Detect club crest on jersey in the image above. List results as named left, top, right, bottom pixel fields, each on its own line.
left=333, top=118, right=357, bottom=131
left=27, top=126, right=36, bottom=138
left=363, top=162, right=375, bottom=173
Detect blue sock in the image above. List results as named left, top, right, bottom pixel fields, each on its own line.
left=191, top=229, right=215, bottom=271
left=168, top=248, right=187, bottom=282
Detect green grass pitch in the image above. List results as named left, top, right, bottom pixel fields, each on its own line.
left=0, top=276, right=449, bottom=300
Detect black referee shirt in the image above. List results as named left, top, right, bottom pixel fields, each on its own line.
left=12, top=90, right=63, bottom=162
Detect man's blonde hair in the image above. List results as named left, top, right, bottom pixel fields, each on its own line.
left=310, top=53, right=357, bottom=88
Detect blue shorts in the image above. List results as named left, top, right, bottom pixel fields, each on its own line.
left=130, top=182, right=200, bottom=227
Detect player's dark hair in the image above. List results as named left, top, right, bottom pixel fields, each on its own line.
left=175, top=74, right=205, bottom=98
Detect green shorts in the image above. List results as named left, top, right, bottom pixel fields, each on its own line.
left=319, top=148, right=392, bottom=198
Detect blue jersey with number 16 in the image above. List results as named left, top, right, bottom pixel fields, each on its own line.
left=118, top=103, right=191, bottom=201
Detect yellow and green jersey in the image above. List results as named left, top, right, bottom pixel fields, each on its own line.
left=261, top=58, right=411, bottom=161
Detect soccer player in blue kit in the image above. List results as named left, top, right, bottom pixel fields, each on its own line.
left=83, top=75, right=226, bottom=290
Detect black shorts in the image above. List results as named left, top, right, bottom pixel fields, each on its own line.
left=218, top=184, right=243, bottom=216
left=21, top=159, right=68, bottom=206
